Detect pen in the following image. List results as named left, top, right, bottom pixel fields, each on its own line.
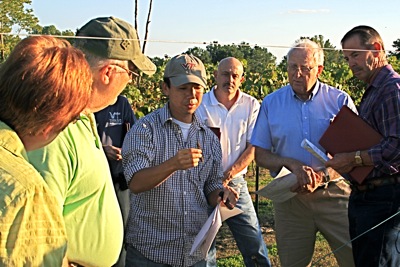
left=197, top=141, right=203, bottom=162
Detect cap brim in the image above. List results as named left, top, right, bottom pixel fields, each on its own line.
left=169, top=75, right=207, bottom=88
left=131, top=54, right=157, bottom=76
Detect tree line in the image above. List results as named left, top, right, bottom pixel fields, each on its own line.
left=1, top=0, right=400, bottom=118
left=127, top=39, right=400, bottom=118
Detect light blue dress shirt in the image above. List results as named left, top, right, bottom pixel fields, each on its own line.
left=251, top=80, right=357, bottom=176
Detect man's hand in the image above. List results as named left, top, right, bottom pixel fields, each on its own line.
left=325, top=152, right=356, bottom=174
left=172, top=148, right=203, bottom=170
left=222, top=170, right=234, bottom=187
left=290, top=166, right=324, bottom=194
left=218, top=186, right=239, bottom=209
left=103, top=145, right=122, bottom=161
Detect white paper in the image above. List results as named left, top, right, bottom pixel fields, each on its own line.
left=301, top=138, right=329, bottom=163
left=255, top=167, right=298, bottom=203
left=190, top=203, right=243, bottom=257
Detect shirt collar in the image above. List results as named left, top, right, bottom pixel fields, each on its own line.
left=0, top=121, right=27, bottom=160
left=369, top=65, right=396, bottom=90
left=160, top=103, right=206, bottom=130
left=291, top=80, right=321, bottom=101
left=210, top=86, right=243, bottom=105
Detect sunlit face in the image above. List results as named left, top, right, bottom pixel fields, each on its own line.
left=215, top=59, right=244, bottom=94
left=287, top=48, right=321, bottom=99
left=107, top=62, right=134, bottom=104
left=342, top=35, right=376, bottom=83
left=89, top=61, right=134, bottom=112
left=163, top=82, right=204, bottom=123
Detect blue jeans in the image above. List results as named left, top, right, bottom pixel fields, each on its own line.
left=125, top=244, right=206, bottom=267
left=207, top=176, right=271, bottom=267
left=349, top=183, right=400, bottom=267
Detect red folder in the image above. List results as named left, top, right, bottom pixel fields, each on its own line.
left=319, top=106, right=382, bottom=184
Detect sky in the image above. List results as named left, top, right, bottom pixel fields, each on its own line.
left=30, top=0, right=400, bottom=63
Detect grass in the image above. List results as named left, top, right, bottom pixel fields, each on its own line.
left=215, top=163, right=338, bottom=267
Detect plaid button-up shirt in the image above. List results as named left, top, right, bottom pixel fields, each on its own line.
left=359, top=65, right=400, bottom=178
left=122, top=103, right=223, bottom=266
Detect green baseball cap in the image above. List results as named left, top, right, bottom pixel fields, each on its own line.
left=75, top=16, right=156, bottom=76
left=164, top=54, right=207, bottom=88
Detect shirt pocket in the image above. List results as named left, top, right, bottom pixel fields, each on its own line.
left=235, top=120, right=247, bottom=146
left=196, top=154, right=213, bottom=183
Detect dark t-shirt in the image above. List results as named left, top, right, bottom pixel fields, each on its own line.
left=94, top=95, right=136, bottom=181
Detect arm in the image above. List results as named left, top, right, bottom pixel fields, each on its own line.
left=326, top=87, right=400, bottom=176
left=102, top=145, right=122, bottom=161
left=128, top=148, right=202, bottom=194
left=102, top=97, right=136, bottom=162
left=0, top=177, right=67, bottom=265
left=325, top=149, right=373, bottom=174
left=254, top=146, right=320, bottom=188
left=357, top=86, right=400, bottom=174
left=223, top=142, right=255, bottom=185
left=207, top=186, right=239, bottom=209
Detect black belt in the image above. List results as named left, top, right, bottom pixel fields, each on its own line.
left=351, top=174, right=400, bottom=192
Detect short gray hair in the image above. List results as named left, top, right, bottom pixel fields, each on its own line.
left=76, top=47, right=126, bottom=70
left=287, top=39, right=324, bottom=66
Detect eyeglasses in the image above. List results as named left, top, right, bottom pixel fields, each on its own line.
left=112, top=64, right=139, bottom=78
left=287, top=64, right=317, bottom=75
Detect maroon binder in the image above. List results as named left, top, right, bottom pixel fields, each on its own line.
left=319, top=106, right=382, bottom=184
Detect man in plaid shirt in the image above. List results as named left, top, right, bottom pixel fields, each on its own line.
left=122, top=54, right=238, bottom=267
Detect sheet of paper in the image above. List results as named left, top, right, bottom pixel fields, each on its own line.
left=190, top=203, right=243, bottom=257
left=219, top=204, right=243, bottom=221
left=301, top=138, right=329, bottom=163
left=255, top=167, right=298, bottom=203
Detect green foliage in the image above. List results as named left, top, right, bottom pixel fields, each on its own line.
left=389, top=55, right=400, bottom=72
left=31, top=24, right=75, bottom=44
left=122, top=62, right=167, bottom=118
left=122, top=42, right=377, bottom=117
left=125, top=34, right=388, bottom=116
left=185, top=46, right=212, bottom=64
left=268, top=243, right=279, bottom=257
left=0, top=0, right=38, bottom=32
left=0, top=0, right=38, bottom=60
left=217, top=254, right=244, bottom=267
left=389, top=38, right=400, bottom=59
left=2, top=3, right=400, bottom=112
left=32, top=24, right=61, bottom=35
left=185, top=42, right=276, bottom=68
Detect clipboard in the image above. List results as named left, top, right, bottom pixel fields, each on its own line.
left=319, top=106, right=382, bottom=184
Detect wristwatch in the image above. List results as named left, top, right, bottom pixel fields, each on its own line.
left=355, top=150, right=363, bottom=165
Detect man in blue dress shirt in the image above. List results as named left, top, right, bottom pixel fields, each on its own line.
left=251, top=39, right=356, bottom=267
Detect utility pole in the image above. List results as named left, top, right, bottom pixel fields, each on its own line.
left=0, top=21, right=4, bottom=61
left=0, top=34, right=4, bottom=61
left=142, top=0, right=152, bottom=54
